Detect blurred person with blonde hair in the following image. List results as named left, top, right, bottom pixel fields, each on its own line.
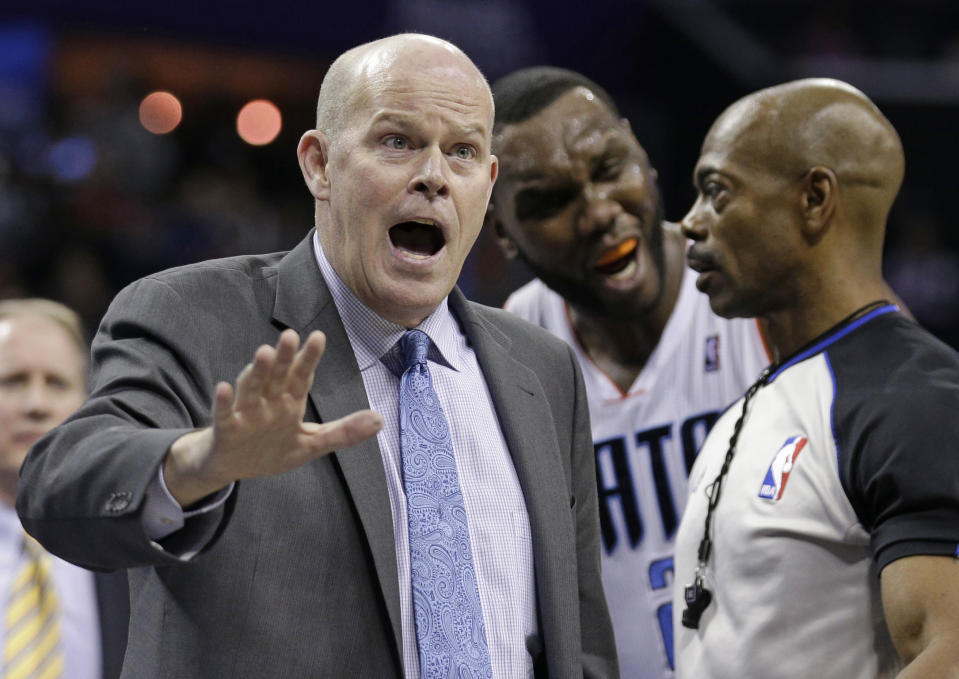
left=0, top=298, right=128, bottom=679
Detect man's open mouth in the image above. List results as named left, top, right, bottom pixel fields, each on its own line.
left=594, top=237, right=638, bottom=276
left=389, top=219, right=445, bottom=257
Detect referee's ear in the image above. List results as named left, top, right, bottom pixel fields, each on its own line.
left=800, top=165, right=837, bottom=244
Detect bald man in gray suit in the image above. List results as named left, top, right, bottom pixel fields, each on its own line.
left=17, top=34, right=617, bottom=679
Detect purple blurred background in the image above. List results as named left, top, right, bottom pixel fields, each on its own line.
left=1, top=0, right=957, bottom=347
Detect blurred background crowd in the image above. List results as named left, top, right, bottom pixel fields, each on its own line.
left=1, top=0, right=957, bottom=347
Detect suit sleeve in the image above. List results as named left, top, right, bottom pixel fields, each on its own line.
left=16, top=275, right=232, bottom=570
left=566, top=344, right=620, bottom=679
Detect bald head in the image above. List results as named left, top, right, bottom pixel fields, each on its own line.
left=706, top=78, right=905, bottom=226
left=315, top=33, right=494, bottom=145
left=683, top=78, right=906, bottom=330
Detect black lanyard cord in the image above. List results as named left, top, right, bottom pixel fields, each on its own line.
left=696, top=366, right=772, bottom=567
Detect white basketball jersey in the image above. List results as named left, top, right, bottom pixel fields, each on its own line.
left=505, top=270, right=770, bottom=678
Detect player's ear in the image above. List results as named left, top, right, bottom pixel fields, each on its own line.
left=486, top=203, right=519, bottom=260
left=800, top=165, right=837, bottom=243
left=298, top=130, right=332, bottom=201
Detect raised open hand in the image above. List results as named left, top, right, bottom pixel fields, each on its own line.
left=164, top=329, right=383, bottom=506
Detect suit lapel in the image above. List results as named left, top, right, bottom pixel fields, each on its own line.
left=272, top=233, right=403, bottom=657
left=449, top=291, right=573, bottom=595
left=270, top=246, right=572, bottom=665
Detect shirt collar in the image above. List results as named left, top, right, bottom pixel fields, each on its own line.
left=311, top=231, right=462, bottom=375
left=0, top=502, right=23, bottom=544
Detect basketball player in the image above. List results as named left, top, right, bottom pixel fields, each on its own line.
left=487, top=67, right=770, bottom=677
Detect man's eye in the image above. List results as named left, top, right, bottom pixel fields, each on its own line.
left=702, top=181, right=729, bottom=210
left=46, top=377, right=70, bottom=390
left=594, top=156, right=624, bottom=181
left=0, top=374, right=26, bottom=390
left=385, top=136, right=408, bottom=150
left=453, top=145, right=476, bottom=160
left=515, top=186, right=579, bottom=221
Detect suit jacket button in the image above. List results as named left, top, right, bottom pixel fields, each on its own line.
left=104, top=491, right=133, bottom=514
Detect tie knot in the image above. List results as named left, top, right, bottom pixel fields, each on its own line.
left=400, top=330, right=431, bottom=369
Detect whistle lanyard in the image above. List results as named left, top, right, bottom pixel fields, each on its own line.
left=681, top=364, right=771, bottom=628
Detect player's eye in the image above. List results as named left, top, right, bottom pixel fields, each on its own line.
left=515, top=186, right=579, bottom=221
left=594, top=155, right=624, bottom=181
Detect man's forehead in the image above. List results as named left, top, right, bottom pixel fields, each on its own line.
left=531, top=88, right=618, bottom=136
left=368, top=106, right=490, bottom=141
left=553, top=85, right=612, bottom=114
left=706, top=104, right=758, bottom=151
left=348, top=65, right=492, bottom=130
left=699, top=100, right=774, bottom=164
left=496, top=100, right=632, bottom=184
left=0, top=315, right=63, bottom=345
left=354, top=37, right=489, bottom=95
left=695, top=143, right=766, bottom=184
left=0, top=319, right=83, bottom=370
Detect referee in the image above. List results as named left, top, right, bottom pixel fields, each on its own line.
left=674, top=78, right=959, bottom=678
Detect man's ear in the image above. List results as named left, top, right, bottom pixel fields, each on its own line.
left=485, top=203, right=519, bottom=260
left=800, top=166, right=837, bottom=243
left=297, top=130, right=331, bottom=200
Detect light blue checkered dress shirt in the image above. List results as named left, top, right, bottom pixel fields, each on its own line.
left=312, top=233, right=538, bottom=678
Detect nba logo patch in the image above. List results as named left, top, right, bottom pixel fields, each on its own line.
left=704, top=335, right=720, bottom=372
left=758, top=435, right=807, bottom=501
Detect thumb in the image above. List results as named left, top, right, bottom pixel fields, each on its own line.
left=303, top=410, right=384, bottom=457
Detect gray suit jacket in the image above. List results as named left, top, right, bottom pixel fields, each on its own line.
left=95, top=570, right=129, bottom=679
left=18, top=233, right=617, bottom=678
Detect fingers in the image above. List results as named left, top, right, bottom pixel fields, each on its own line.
left=263, top=330, right=300, bottom=399
left=234, top=343, right=276, bottom=409
left=211, top=381, right=235, bottom=425
left=288, top=331, right=326, bottom=400
left=302, top=410, right=384, bottom=457
left=202, top=334, right=374, bottom=483
left=230, top=329, right=324, bottom=410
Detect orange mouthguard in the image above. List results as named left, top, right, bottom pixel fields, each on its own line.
left=595, top=238, right=638, bottom=267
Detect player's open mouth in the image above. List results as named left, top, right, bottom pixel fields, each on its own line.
left=594, top=238, right=639, bottom=277
left=389, top=219, right=445, bottom=258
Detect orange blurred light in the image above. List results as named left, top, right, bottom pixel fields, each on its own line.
left=237, top=99, right=282, bottom=146
left=139, top=91, right=182, bottom=134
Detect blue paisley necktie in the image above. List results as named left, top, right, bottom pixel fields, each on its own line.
left=398, top=329, right=493, bottom=679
